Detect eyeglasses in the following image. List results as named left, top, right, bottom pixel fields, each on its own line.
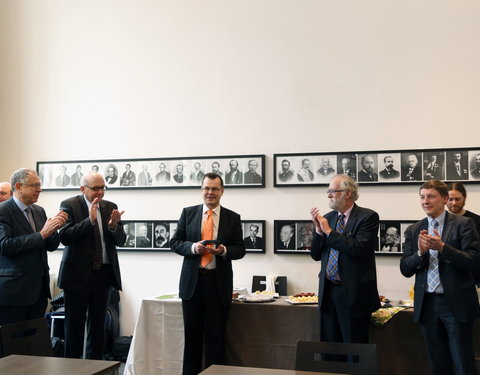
left=22, top=183, right=42, bottom=189
left=201, top=187, right=222, bottom=193
left=326, top=189, right=345, bottom=195
left=85, top=185, right=108, bottom=192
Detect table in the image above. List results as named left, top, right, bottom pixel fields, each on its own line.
left=0, top=354, right=120, bottom=375
left=124, top=297, right=480, bottom=375
left=199, top=364, right=346, bottom=375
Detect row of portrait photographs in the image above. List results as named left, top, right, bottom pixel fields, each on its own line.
left=273, top=221, right=315, bottom=253
left=37, top=156, right=265, bottom=189
left=275, top=149, right=480, bottom=185
left=376, top=221, right=415, bottom=255
left=118, top=221, right=266, bottom=252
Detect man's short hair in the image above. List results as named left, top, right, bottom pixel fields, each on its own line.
left=203, top=172, right=224, bottom=187
left=11, top=168, right=35, bottom=191
left=338, top=174, right=359, bottom=201
left=448, top=182, right=467, bottom=198
left=420, top=179, right=448, bottom=197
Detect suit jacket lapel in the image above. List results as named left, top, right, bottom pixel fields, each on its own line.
left=343, top=204, right=358, bottom=234
left=10, top=199, right=35, bottom=233
left=195, top=205, right=203, bottom=240
left=441, top=212, right=453, bottom=242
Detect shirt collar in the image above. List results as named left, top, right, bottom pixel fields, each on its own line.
left=338, top=204, right=354, bottom=221
left=13, top=196, right=29, bottom=211
left=428, top=210, right=446, bottom=227
left=203, top=204, right=220, bottom=216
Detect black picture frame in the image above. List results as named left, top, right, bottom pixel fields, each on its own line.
left=37, top=154, right=266, bottom=190
left=274, top=147, right=480, bottom=186
left=376, top=220, right=416, bottom=255
left=273, top=220, right=314, bottom=254
left=242, top=220, right=266, bottom=253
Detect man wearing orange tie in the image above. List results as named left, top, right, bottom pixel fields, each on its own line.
left=171, top=173, right=246, bottom=375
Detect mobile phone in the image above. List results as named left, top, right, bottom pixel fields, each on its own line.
left=202, top=240, right=219, bottom=246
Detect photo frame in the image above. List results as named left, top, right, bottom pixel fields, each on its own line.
left=37, top=154, right=265, bottom=190
left=242, top=220, right=266, bottom=253
left=274, top=147, right=480, bottom=186
left=376, top=220, right=416, bottom=255
left=273, top=220, right=314, bottom=254
left=117, top=219, right=266, bottom=252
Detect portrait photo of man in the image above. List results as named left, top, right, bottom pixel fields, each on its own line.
left=190, top=161, right=205, bottom=185
left=297, top=158, right=314, bottom=183
left=225, top=159, right=243, bottom=185
left=379, top=223, right=401, bottom=253
left=446, top=150, right=469, bottom=180
left=423, top=152, right=445, bottom=180
left=70, top=165, right=83, bottom=186
left=155, top=162, right=171, bottom=184
left=357, top=154, right=378, bottom=182
left=123, top=223, right=136, bottom=247
left=55, top=165, right=71, bottom=187
left=120, top=163, right=136, bottom=186
left=244, top=159, right=262, bottom=184
left=210, top=161, right=223, bottom=177
left=135, top=222, right=152, bottom=248
left=316, top=156, right=336, bottom=181
left=378, top=154, right=400, bottom=181
left=401, top=153, right=422, bottom=182
left=243, top=223, right=264, bottom=251
left=337, top=154, right=356, bottom=179
left=296, top=222, right=314, bottom=251
left=138, top=164, right=153, bottom=186
left=105, top=164, right=118, bottom=185
left=278, top=159, right=294, bottom=183
left=469, top=151, right=480, bottom=180
left=173, top=164, right=186, bottom=184
left=153, top=222, right=170, bottom=248
left=276, top=222, right=295, bottom=250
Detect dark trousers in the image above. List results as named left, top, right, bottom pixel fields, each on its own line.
left=419, top=293, right=477, bottom=375
left=0, top=285, right=48, bottom=326
left=63, top=265, right=114, bottom=359
left=181, top=270, right=229, bottom=375
left=320, top=281, right=371, bottom=344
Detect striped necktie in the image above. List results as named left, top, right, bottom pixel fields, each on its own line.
left=326, top=214, right=345, bottom=281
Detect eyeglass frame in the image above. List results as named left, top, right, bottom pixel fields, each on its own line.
left=84, top=185, right=108, bottom=192
left=326, top=189, right=346, bottom=195
left=21, top=183, right=42, bottom=189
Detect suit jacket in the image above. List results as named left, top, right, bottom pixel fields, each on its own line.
left=400, top=212, right=480, bottom=323
left=401, top=166, right=422, bottom=181
left=357, top=169, right=378, bottom=182
left=277, top=239, right=295, bottom=250
left=58, top=195, right=125, bottom=292
left=310, top=204, right=380, bottom=317
left=170, top=204, right=246, bottom=304
left=244, top=236, right=263, bottom=249
left=379, top=168, right=400, bottom=179
left=0, top=198, right=61, bottom=306
left=317, top=167, right=335, bottom=177
left=278, top=170, right=294, bottom=182
left=120, top=170, right=136, bottom=186
left=446, top=161, right=469, bottom=180
left=244, top=171, right=262, bottom=184
left=105, top=175, right=118, bottom=184
left=225, top=170, right=243, bottom=184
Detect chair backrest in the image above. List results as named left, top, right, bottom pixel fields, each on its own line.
left=295, top=340, right=378, bottom=375
left=251, top=276, right=287, bottom=296
left=0, top=317, right=54, bottom=357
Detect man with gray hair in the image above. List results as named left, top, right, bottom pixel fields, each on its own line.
left=310, top=174, right=380, bottom=347
left=0, top=182, right=12, bottom=203
left=0, top=168, right=67, bottom=325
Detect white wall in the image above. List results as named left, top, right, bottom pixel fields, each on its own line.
left=1, top=0, right=480, bottom=335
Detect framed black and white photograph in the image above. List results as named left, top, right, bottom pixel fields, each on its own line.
left=37, top=154, right=265, bottom=190
left=242, top=220, right=266, bottom=253
left=274, top=147, right=480, bottom=187
left=118, top=220, right=178, bottom=252
left=376, top=220, right=416, bottom=255
left=273, top=220, right=313, bottom=254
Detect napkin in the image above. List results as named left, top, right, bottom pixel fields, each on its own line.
left=265, top=274, right=277, bottom=293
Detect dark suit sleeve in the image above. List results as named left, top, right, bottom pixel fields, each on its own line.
left=324, top=210, right=379, bottom=259
left=0, top=204, right=51, bottom=256
left=310, top=230, right=327, bottom=261
left=59, top=199, right=95, bottom=245
left=221, top=211, right=246, bottom=261
left=400, top=223, right=428, bottom=278
left=170, top=208, right=196, bottom=257
left=440, top=218, right=479, bottom=272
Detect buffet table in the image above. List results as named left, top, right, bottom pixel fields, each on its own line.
left=124, top=296, right=480, bottom=375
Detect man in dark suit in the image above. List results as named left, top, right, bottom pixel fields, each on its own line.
left=357, top=154, right=378, bottom=182
left=317, top=156, right=336, bottom=180
left=0, top=181, right=12, bottom=203
left=400, top=179, right=480, bottom=375
left=278, top=159, right=294, bottom=182
left=171, top=173, right=246, bottom=375
left=244, top=223, right=264, bottom=250
left=310, top=174, right=380, bottom=345
left=58, top=172, right=125, bottom=359
left=70, top=165, right=83, bottom=186
left=379, top=155, right=400, bottom=179
left=154, top=223, right=170, bottom=248
left=446, top=151, right=469, bottom=180
left=120, top=163, right=136, bottom=186
left=0, top=168, right=67, bottom=325
left=225, top=159, right=243, bottom=184
left=190, top=162, right=205, bottom=185
left=401, top=154, right=422, bottom=181
left=243, top=159, right=262, bottom=184
left=277, top=224, right=295, bottom=249
left=55, top=165, right=71, bottom=186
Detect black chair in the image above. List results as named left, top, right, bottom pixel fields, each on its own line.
left=251, top=275, right=287, bottom=296
left=295, top=340, right=378, bottom=375
left=0, top=317, right=54, bottom=357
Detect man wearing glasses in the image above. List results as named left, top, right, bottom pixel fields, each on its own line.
left=0, top=168, right=67, bottom=326
left=171, top=173, right=246, bottom=375
left=58, top=172, right=125, bottom=359
left=310, top=174, right=380, bottom=348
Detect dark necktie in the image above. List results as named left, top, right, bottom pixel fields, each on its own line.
left=93, top=218, right=103, bottom=270
left=326, top=214, right=345, bottom=281
left=25, top=207, right=36, bottom=232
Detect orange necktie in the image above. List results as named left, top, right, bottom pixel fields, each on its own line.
left=201, top=209, right=214, bottom=267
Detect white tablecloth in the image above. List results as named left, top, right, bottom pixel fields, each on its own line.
left=124, top=296, right=184, bottom=375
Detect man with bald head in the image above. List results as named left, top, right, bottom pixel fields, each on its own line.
left=58, top=172, right=126, bottom=359
left=0, top=169, right=67, bottom=326
left=0, top=182, right=12, bottom=203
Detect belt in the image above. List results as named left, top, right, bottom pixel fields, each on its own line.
left=325, top=279, right=341, bottom=286
left=199, top=268, right=216, bottom=274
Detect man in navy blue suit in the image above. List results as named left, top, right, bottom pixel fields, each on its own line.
left=0, top=168, right=67, bottom=325
left=400, top=179, right=480, bottom=375
left=310, top=174, right=380, bottom=345
left=171, top=173, right=245, bottom=375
